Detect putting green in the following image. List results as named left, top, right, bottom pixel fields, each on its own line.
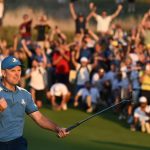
left=24, top=107, right=150, bottom=150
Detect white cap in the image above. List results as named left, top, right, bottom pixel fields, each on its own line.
left=80, top=57, right=88, bottom=62
left=139, top=96, right=147, bottom=103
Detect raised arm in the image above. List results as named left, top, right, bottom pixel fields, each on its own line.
left=69, top=2, right=77, bottom=20
left=141, top=10, right=150, bottom=27
left=55, top=26, right=67, bottom=42
left=87, top=2, right=97, bottom=22
left=111, top=4, right=123, bottom=20
left=71, top=51, right=78, bottom=68
left=88, top=29, right=99, bottom=41
left=41, top=50, right=47, bottom=68
left=21, top=39, right=32, bottom=57
left=92, top=57, right=98, bottom=69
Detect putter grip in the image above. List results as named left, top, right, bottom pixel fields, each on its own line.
left=66, top=123, right=80, bottom=132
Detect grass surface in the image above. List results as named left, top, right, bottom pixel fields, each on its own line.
left=24, top=107, right=150, bottom=150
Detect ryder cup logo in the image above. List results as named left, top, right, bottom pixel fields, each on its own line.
left=12, top=58, right=18, bottom=63
left=21, top=99, right=26, bottom=106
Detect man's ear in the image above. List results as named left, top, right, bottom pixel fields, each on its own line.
left=1, top=70, right=6, bottom=77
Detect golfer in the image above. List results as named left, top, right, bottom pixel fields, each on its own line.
left=0, top=56, right=69, bottom=150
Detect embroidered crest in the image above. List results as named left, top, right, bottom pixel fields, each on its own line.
left=21, top=99, right=26, bottom=106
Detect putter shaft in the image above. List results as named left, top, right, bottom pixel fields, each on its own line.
left=66, top=100, right=130, bottom=132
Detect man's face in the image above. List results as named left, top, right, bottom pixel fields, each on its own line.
left=101, top=11, right=107, bottom=18
left=79, top=16, right=84, bottom=22
left=23, top=14, right=29, bottom=21
left=2, top=66, right=22, bottom=86
left=98, top=69, right=105, bottom=77
left=140, top=102, right=147, bottom=109
left=81, top=61, right=88, bottom=67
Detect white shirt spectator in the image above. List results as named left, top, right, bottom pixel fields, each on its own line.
left=76, top=64, right=92, bottom=85
left=129, top=53, right=139, bottom=65
left=134, top=106, right=150, bottom=122
left=29, top=66, right=46, bottom=90
left=95, top=15, right=112, bottom=33
left=50, top=83, right=69, bottom=97
left=77, top=87, right=100, bottom=104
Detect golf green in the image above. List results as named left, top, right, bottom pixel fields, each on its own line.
left=24, top=107, right=150, bottom=150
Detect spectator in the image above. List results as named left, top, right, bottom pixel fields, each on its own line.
left=74, top=81, right=100, bottom=113
left=34, top=15, right=51, bottom=50
left=69, top=1, right=93, bottom=34
left=47, top=82, right=71, bottom=111
left=90, top=4, right=123, bottom=34
left=24, top=59, right=47, bottom=108
left=140, top=63, right=150, bottom=104
left=141, top=10, right=150, bottom=46
left=52, top=44, right=70, bottom=85
left=72, top=52, right=97, bottom=92
left=22, top=40, right=47, bottom=68
left=19, top=13, right=33, bottom=41
left=131, top=96, right=150, bottom=134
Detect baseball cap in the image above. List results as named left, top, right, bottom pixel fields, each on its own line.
left=139, top=96, right=147, bottom=103
left=80, top=57, right=88, bottom=62
left=1, top=56, right=22, bottom=70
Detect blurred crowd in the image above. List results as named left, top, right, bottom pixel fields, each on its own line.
left=0, top=0, right=150, bottom=134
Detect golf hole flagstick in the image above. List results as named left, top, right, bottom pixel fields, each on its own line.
left=66, top=99, right=130, bottom=132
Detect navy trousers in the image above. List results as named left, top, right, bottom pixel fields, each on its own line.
left=0, top=137, right=27, bottom=150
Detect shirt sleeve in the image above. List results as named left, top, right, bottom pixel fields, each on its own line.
left=25, top=92, right=38, bottom=115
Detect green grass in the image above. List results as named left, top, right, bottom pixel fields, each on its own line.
left=24, top=107, right=150, bottom=150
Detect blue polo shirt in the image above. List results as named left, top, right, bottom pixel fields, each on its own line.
left=0, top=82, right=38, bottom=142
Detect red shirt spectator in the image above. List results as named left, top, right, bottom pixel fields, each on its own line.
left=52, top=45, right=70, bottom=84
left=19, top=14, right=32, bottom=39
left=53, top=50, right=70, bottom=74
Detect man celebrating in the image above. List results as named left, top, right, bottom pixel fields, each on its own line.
left=0, top=56, right=69, bottom=150
left=90, top=4, right=123, bottom=34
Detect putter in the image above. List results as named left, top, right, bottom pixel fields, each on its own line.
left=66, top=99, right=130, bottom=132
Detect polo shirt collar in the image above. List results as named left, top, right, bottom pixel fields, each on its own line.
left=0, top=81, right=19, bottom=93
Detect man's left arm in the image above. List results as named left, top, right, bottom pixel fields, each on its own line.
left=111, top=4, right=123, bottom=20
left=29, top=111, right=69, bottom=138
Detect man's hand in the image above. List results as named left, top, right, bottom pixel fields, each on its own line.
left=0, top=98, right=7, bottom=112
left=74, top=101, right=79, bottom=107
left=118, top=4, right=123, bottom=11
left=57, top=127, right=69, bottom=138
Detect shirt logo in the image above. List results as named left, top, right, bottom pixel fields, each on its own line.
left=12, top=58, right=18, bottom=63
left=0, top=87, right=3, bottom=91
left=21, top=99, right=26, bottom=106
